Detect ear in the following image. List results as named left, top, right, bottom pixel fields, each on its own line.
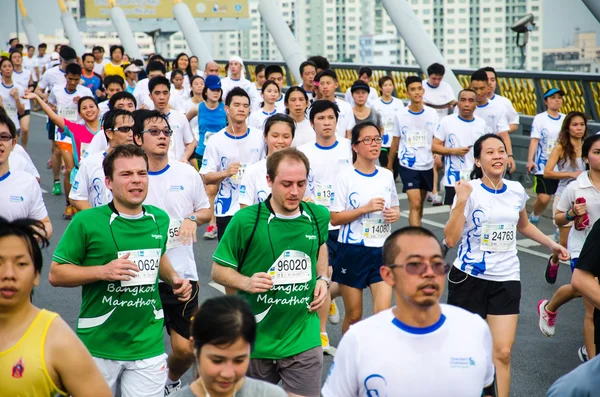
left=266, top=174, right=273, bottom=188
left=134, top=134, right=143, bottom=146
left=105, top=176, right=113, bottom=191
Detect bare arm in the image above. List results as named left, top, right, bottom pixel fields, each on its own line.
left=212, top=263, right=253, bottom=292
left=572, top=269, right=600, bottom=309
left=186, top=106, right=198, bottom=121
left=48, top=317, right=112, bottom=397
left=544, top=144, right=582, bottom=180
left=508, top=124, right=518, bottom=134
left=23, top=92, right=65, bottom=130
left=39, top=216, right=53, bottom=239
left=387, top=136, right=399, bottom=170
left=49, top=254, right=139, bottom=288
left=526, top=137, right=539, bottom=173
left=330, top=208, right=367, bottom=227
left=33, top=84, right=47, bottom=101
left=444, top=200, right=467, bottom=248
left=181, top=140, right=198, bottom=162
left=71, top=200, right=92, bottom=212
left=431, top=137, right=467, bottom=156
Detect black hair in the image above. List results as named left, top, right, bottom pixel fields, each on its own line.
left=470, top=133, right=506, bottom=180
left=482, top=66, right=497, bottom=80
left=427, top=63, right=445, bottom=77
left=471, top=69, right=489, bottom=83
left=225, top=87, right=250, bottom=107
left=316, top=69, right=338, bottom=83
left=265, top=64, right=284, bottom=80
left=378, top=76, right=394, bottom=91
left=148, top=54, right=166, bottom=64
left=27, top=45, right=34, bottom=51
left=38, top=43, right=47, bottom=49
left=148, top=76, right=170, bottom=94
left=104, top=75, right=125, bottom=90
left=0, top=111, right=18, bottom=139
left=264, top=113, right=296, bottom=140
left=299, top=60, right=317, bottom=76
left=172, top=52, right=192, bottom=77
left=309, top=99, right=340, bottom=122
left=109, top=45, right=125, bottom=58
left=169, top=69, right=185, bottom=85
left=102, top=109, right=135, bottom=141
left=307, top=55, right=330, bottom=71
left=103, top=144, right=148, bottom=180
left=133, top=109, right=171, bottom=144
left=9, top=51, right=22, bottom=62
left=260, top=80, right=280, bottom=108
left=405, top=75, right=422, bottom=89
left=0, top=217, right=49, bottom=275
left=582, top=134, right=600, bottom=170
left=189, top=75, right=205, bottom=97
left=14, top=44, right=23, bottom=51
left=77, top=96, right=98, bottom=113
left=358, top=66, right=372, bottom=78
left=458, top=88, right=477, bottom=100
left=82, top=52, right=94, bottom=62
left=284, top=86, right=309, bottom=115
left=189, top=55, right=199, bottom=67
left=108, top=91, right=137, bottom=109
left=8, top=38, right=18, bottom=46
left=192, top=295, right=257, bottom=352
left=92, top=46, right=104, bottom=53
left=557, top=111, right=588, bottom=168
left=383, top=226, right=442, bottom=267
left=255, top=63, right=266, bottom=76
left=146, top=61, right=166, bottom=76
left=351, top=121, right=381, bottom=163
left=65, top=63, right=82, bottom=76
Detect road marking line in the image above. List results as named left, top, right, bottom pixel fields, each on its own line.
left=208, top=281, right=226, bottom=294
left=41, top=188, right=48, bottom=194
left=517, top=235, right=555, bottom=248
left=398, top=193, right=407, bottom=200
left=422, top=205, right=450, bottom=215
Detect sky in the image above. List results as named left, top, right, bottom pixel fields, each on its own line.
left=0, top=0, right=598, bottom=50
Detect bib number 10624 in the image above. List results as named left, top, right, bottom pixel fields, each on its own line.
left=118, top=249, right=161, bottom=287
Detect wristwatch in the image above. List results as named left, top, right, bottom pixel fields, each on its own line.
left=185, top=215, right=197, bottom=223
left=316, top=275, right=331, bottom=288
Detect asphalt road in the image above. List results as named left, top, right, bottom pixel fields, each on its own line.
left=25, top=112, right=585, bottom=396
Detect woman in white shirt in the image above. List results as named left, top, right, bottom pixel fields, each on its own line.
left=183, top=76, right=205, bottom=146
left=170, top=69, right=190, bottom=103
left=285, top=86, right=315, bottom=147
left=444, top=133, right=568, bottom=397
left=248, top=80, right=281, bottom=132
left=330, top=121, right=399, bottom=334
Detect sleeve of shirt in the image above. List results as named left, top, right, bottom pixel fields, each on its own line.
left=346, top=109, right=356, bottom=132
left=330, top=172, right=348, bottom=213
left=199, top=138, right=219, bottom=174
left=28, top=179, right=48, bottom=220
left=321, top=330, right=360, bottom=397
left=192, top=171, right=210, bottom=211
left=505, top=101, right=519, bottom=125
left=238, top=170, right=255, bottom=206
left=557, top=185, right=574, bottom=212
left=495, top=109, right=510, bottom=134
left=575, top=220, right=600, bottom=276
left=52, top=215, right=87, bottom=265
left=344, top=88, right=352, bottom=105
left=69, top=161, right=90, bottom=201
left=546, top=359, right=600, bottom=397
left=530, top=116, right=541, bottom=139
left=212, top=211, right=247, bottom=270
left=520, top=187, right=529, bottom=211
left=37, top=71, right=49, bottom=90
left=391, top=114, right=401, bottom=138
left=389, top=173, right=399, bottom=208
left=180, top=115, right=195, bottom=144
left=434, top=119, right=447, bottom=141
left=48, top=87, right=57, bottom=105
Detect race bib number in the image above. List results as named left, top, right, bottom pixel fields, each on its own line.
left=166, top=219, right=183, bottom=250
left=459, top=168, right=472, bottom=181
left=480, top=223, right=516, bottom=252
left=268, top=250, right=312, bottom=285
left=547, top=138, right=556, bottom=156
left=406, top=130, right=428, bottom=148
left=203, top=131, right=215, bottom=146
left=57, top=105, right=77, bottom=121
left=362, top=217, right=392, bottom=241
left=119, top=249, right=161, bottom=287
left=3, top=103, right=17, bottom=120
left=315, top=182, right=334, bottom=207
left=80, top=142, right=90, bottom=159
left=384, top=120, right=394, bottom=133
left=230, top=163, right=248, bottom=185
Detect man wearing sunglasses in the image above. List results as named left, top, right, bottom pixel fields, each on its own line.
left=322, top=226, right=496, bottom=397
left=70, top=109, right=135, bottom=211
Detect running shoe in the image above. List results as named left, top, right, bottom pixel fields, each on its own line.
left=574, top=197, right=590, bottom=231
left=52, top=181, right=62, bottom=196
left=63, top=205, right=75, bottom=220
left=545, top=255, right=559, bottom=284
left=529, top=213, right=540, bottom=225
left=426, top=192, right=433, bottom=202
left=328, top=300, right=340, bottom=325
left=578, top=346, right=589, bottom=363
left=537, top=299, right=557, bottom=337
left=432, top=194, right=444, bottom=206
left=321, top=332, right=336, bottom=356
left=164, top=380, right=182, bottom=395
left=203, top=224, right=218, bottom=240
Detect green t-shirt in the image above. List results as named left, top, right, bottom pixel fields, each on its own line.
left=213, top=201, right=330, bottom=360
left=52, top=204, right=170, bottom=361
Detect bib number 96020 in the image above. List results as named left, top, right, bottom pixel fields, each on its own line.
left=268, top=250, right=312, bottom=285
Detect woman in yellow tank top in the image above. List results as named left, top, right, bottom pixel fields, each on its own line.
left=103, top=44, right=129, bottom=79
left=0, top=217, right=111, bottom=397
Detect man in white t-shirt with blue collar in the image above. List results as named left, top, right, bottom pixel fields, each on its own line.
left=423, top=62, right=456, bottom=120
left=322, top=226, right=495, bottom=397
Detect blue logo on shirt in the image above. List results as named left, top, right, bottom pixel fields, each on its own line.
left=73, top=181, right=79, bottom=191
left=450, top=357, right=476, bottom=368
left=169, top=185, right=184, bottom=192
left=9, top=195, right=24, bottom=202
left=364, top=374, right=387, bottom=396
left=240, top=185, right=246, bottom=194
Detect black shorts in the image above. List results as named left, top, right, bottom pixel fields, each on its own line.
left=216, top=216, right=233, bottom=241
left=18, top=109, right=31, bottom=120
left=327, top=229, right=339, bottom=267
left=158, top=281, right=199, bottom=339
left=398, top=166, right=433, bottom=192
left=534, top=175, right=558, bottom=195
left=333, top=243, right=383, bottom=289
left=191, top=152, right=203, bottom=161
left=444, top=186, right=456, bottom=205
left=47, top=120, right=56, bottom=140
left=447, top=266, right=521, bottom=318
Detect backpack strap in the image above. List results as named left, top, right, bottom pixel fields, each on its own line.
left=303, top=202, right=322, bottom=256
left=237, top=202, right=262, bottom=273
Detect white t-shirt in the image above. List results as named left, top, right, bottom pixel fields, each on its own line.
left=133, top=78, right=150, bottom=108
left=298, top=138, right=353, bottom=230
left=344, top=86, right=379, bottom=108
left=145, top=161, right=210, bottom=281
left=69, top=151, right=112, bottom=207
left=291, top=119, right=315, bottom=148
left=200, top=128, right=265, bottom=217
left=12, top=70, right=32, bottom=110
left=85, top=131, right=108, bottom=158
left=392, top=106, right=439, bottom=171
left=10, top=145, right=39, bottom=179
left=48, top=84, right=94, bottom=124
left=221, top=77, right=261, bottom=108
left=248, top=109, right=278, bottom=132
left=166, top=71, right=191, bottom=92
left=0, top=170, right=48, bottom=221
left=423, top=80, right=456, bottom=120
left=274, top=94, right=286, bottom=114
left=37, top=66, right=66, bottom=93
left=452, top=179, right=528, bottom=282
left=530, top=112, right=565, bottom=175
left=23, top=57, right=38, bottom=82
left=184, top=98, right=200, bottom=142
left=322, top=305, right=494, bottom=397
left=331, top=166, right=399, bottom=247
left=471, top=100, right=510, bottom=135
left=166, top=110, right=196, bottom=162
left=98, top=101, right=110, bottom=123
left=372, top=97, right=405, bottom=148
left=170, top=85, right=190, bottom=103
left=93, top=59, right=109, bottom=76
left=490, top=94, right=519, bottom=126
left=239, top=158, right=270, bottom=206
left=0, top=83, right=26, bottom=129
left=334, top=99, right=356, bottom=139
left=435, top=114, right=488, bottom=187
left=35, top=55, right=52, bottom=76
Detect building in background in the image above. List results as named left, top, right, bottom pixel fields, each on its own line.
left=543, top=30, right=600, bottom=73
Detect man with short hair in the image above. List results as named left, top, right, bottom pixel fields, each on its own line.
left=307, top=56, right=330, bottom=73
left=35, top=43, right=50, bottom=84
left=212, top=147, right=330, bottom=397
left=7, top=38, right=19, bottom=52
left=483, top=66, right=519, bottom=133
left=220, top=56, right=260, bottom=108
left=204, top=61, right=220, bottom=77
left=299, top=60, right=317, bottom=102
left=50, top=144, right=193, bottom=397
left=264, top=65, right=286, bottom=113
left=344, top=66, right=379, bottom=107
left=314, top=70, right=355, bottom=139
left=322, top=226, right=495, bottom=397
left=81, top=53, right=104, bottom=101
left=134, top=110, right=211, bottom=394
left=148, top=76, right=196, bottom=163
left=423, top=62, right=456, bottom=120
left=133, top=62, right=184, bottom=112
left=92, top=46, right=109, bottom=76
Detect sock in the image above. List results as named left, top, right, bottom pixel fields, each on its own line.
left=166, top=377, right=179, bottom=386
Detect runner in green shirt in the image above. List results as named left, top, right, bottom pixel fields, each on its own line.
left=49, top=144, right=192, bottom=397
left=212, top=147, right=330, bottom=397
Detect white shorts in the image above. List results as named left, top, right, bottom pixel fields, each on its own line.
left=93, top=353, right=168, bottom=397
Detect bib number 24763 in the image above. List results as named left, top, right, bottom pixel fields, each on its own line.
left=480, top=223, right=516, bottom=252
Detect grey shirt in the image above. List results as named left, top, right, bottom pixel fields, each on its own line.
left=354, top=109, right=383, bottom=129
left=171, top=378, right=288, bottom=397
